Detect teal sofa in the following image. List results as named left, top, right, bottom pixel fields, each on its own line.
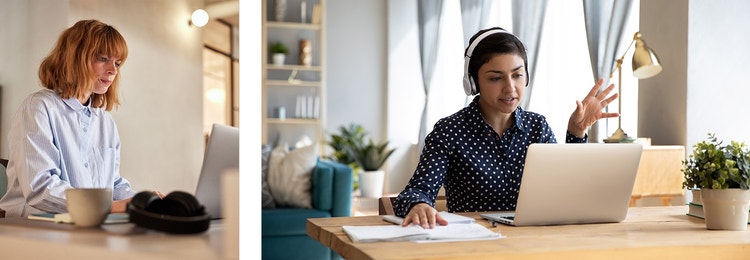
left=261, top=160, right=352, bottom=260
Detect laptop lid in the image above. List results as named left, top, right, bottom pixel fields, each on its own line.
left=483, top=143, right=642, bottom=226
left=194, top=124, right=239, bottom=219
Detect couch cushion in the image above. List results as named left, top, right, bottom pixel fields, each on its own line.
left=262, top=208, right=332, bottom=236
left=311, top=162, right=333, bottom=211
left=267, top=144, right=318, bottom=208
left=261, top=144, right=276, bottom=208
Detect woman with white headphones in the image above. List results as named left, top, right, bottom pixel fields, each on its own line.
left=392, top=27, right=619, bottom=229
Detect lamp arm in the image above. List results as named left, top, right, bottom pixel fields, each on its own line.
left=609, top=37, right=636, bottom=79
left=609, top=32, right=643, bottom=78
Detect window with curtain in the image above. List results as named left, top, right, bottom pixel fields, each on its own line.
left=425, top=0, right=639, bottom=142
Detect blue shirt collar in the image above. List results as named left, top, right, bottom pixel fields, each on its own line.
left=61, top=94, right=93, bottom=116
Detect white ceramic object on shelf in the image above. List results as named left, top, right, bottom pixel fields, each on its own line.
left=272, top=53, right=285, bottom=66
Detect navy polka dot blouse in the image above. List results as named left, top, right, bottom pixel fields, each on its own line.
left=393, top=96, right=587, bottom=216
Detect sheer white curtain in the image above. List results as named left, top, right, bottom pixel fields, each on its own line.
left=583, top=0, right=635, bottom=142
left=459, top=0, right=493, bottom=105
left=512, top=0, right=549, bottom=110
left=416, top=0, right=444, bottom=152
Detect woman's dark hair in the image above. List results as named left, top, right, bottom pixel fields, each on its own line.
left=465, top=27, right=529, bottom=92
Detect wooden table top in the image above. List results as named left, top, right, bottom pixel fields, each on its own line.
left=0, top=217, right=226, bottom=258
left=307, top=206, right=750, bottom=260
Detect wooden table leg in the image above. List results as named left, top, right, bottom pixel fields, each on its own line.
left=660, top=196, right=673, bottom=206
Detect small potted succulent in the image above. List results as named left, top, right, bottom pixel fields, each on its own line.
left=682, top=133, right=750, bottom=230
left=269, top=41, right=288, bottom=66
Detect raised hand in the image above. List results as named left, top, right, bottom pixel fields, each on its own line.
left=568, top=78, right=620, bottom=137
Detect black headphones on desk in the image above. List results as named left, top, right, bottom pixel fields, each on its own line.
left=127, top=190, right=211, bottom=234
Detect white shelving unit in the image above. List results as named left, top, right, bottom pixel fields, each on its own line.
left=262, top=0, right=326, bottom=147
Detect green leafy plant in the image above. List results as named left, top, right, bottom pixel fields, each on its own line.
left=682, top=133, right=750, bottom=190
left=326, top=123, right=367, bottom=191
left=325, top=123, right=396, bottom=190
left=347, top=139, right=396, bottom=171
left=270, top=42, right=288, bottom=54
left=326, top=123, right=366, bottom=172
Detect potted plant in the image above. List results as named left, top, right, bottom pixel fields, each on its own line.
left=326, top=123, right=367, bottom=191
left=346, top=137, right=395, bottom=198
left=269, top=41, right=288, bottom=66
left=682, top=133, right=750, bottom=230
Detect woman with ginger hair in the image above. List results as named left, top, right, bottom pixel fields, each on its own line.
left=0, top=20, right=162, bottom=217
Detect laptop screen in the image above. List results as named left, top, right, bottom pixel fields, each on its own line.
left=484, top=143, right=643, bottom=226
left=194, top=124, right=239, bottom=219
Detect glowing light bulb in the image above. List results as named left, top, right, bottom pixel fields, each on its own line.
left=191, top=9, right=209, bottom=27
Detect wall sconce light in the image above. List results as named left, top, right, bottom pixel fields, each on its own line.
left=191, top=9, right=209, bottom=27
left=190, top=1, right=239, bottom=27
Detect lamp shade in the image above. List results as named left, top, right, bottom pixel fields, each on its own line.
left=631, top=35, right=662, bottom=79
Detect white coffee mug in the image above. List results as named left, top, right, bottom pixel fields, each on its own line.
left=65, top=188, right=113, bottom=227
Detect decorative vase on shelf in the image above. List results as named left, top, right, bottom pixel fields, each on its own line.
left=359, top=170, right=384, bottom=198
left=299, top=39, right=312, bottom=67
left=275, top=0, right=287, bottom=22
left=701, top=188, right=750, bottom=230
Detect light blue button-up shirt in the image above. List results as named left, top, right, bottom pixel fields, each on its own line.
left=0, top=89, right=136, bottom=217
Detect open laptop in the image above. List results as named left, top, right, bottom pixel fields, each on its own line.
left=194, top=123, right=240, bottom=219
left=480, top=143, right=642, bottom=226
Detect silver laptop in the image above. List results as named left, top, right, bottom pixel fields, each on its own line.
left=480, top=143, right=642, bottom=226
left=194, top=124, right=240, bottom=219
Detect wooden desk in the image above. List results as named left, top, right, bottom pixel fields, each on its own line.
left=631, top=145, right=685, bottom=206
left=0, top=218, right=231, bottom=259
left=307, top=206, right=750, bottom=259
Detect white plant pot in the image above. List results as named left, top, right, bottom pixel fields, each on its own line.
left=701, top=188, right=750, bottom=230
left=358, top=170, right=384, bottom=198
left=272, top=53, right=286, bottom=66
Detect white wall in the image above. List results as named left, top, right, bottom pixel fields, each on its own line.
left=0, top=0, right=206, bottom=194
left=386, top=0, right=422, bottom=194
left=640, top=0, right=750, bottom=148
left=326, top=0, right=407, bottom=192
left=325, top=0, right=387, bottom=142
left=686, top=0, right=750, bottom=147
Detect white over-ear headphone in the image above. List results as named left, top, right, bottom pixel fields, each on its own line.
left=462, top=28, right=526, bottom=96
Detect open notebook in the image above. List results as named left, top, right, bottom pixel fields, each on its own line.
left=480, top=143, right=643, bottom=226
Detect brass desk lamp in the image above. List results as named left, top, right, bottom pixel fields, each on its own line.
left=604, top=32, right=662, bottom=143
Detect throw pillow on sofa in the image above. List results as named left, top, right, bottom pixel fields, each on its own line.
left=261, top=144, right=276, bottom=208
left=267, top=143, right=318, bottom=208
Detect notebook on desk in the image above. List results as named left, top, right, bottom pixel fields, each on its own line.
left=194, top=124, right=239, bottom=220
left=480, top=143, right=643, bottom=227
